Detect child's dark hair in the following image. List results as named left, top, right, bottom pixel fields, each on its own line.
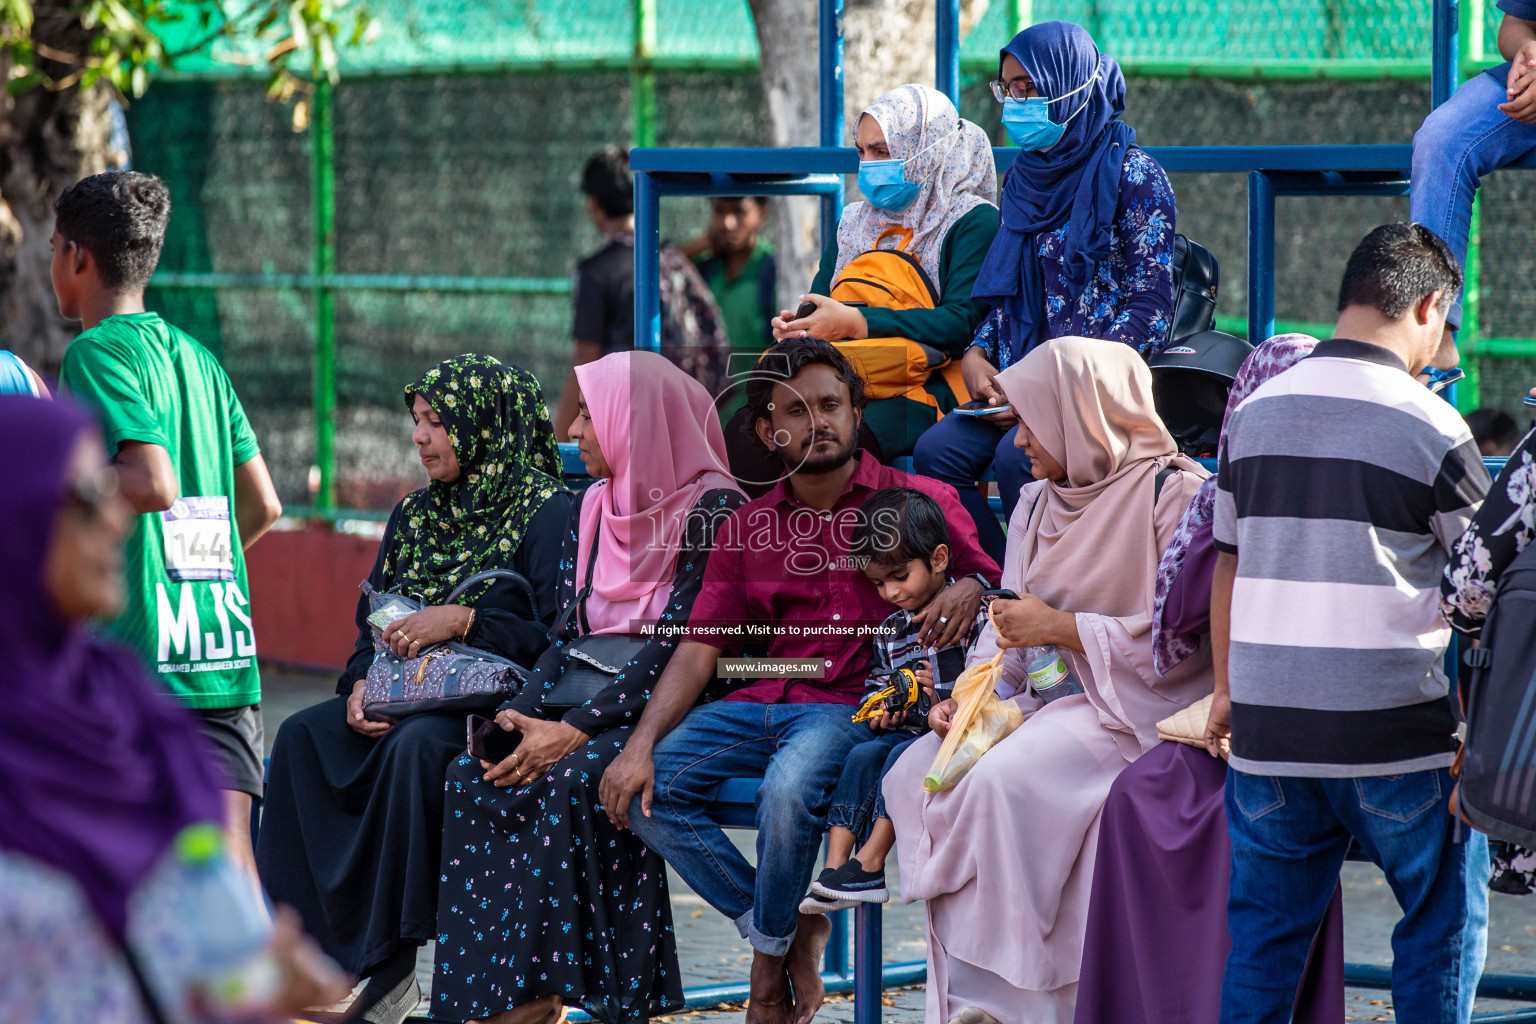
left=581, top=146, right=633, bottom=218
left=851, top=487, right=949, bottom=570
left=53, top=171, right=171, bottom=291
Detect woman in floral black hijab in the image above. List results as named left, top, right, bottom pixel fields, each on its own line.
left=256, top=355, right=572, bottom=1024
left=383, top=355, right=563, bottom=605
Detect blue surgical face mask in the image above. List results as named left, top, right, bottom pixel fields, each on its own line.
left=858, top=159, right=921, bottom=212
left=856, top=125, right=960, bottom=213
left=1000, top=67, right=1100, bottom=151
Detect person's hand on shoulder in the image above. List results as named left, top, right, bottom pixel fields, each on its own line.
left=914, top=577, right=983, bottom=649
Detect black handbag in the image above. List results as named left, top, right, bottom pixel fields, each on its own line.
left=543, top=530, right=651, bottom=710
left=1167, top=234, right=1220, bottom=347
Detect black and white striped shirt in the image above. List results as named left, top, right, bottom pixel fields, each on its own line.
left=1213, top=337, right=1490, bottom=777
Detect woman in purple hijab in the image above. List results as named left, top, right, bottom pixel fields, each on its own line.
left=0, top=395, right=346, bottom=1022
left=1074, top=336, right=1344, bottom=1024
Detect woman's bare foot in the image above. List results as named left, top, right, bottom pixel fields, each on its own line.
left=786, top=913, right=832, bottom=1024
left=745, top=950, right=796, bottom=1024
left=471, top=993, right=564, bottom=1024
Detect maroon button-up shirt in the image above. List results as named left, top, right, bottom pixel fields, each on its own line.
left=686, top=453, right=999, bottom=705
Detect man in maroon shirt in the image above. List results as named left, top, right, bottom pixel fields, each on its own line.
left=601, top=340, right=998, bottom=1024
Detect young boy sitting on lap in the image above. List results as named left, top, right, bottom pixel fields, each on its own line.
left=801, top=486, right=988, bottom=911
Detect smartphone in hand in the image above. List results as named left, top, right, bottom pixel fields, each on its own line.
left=953, top=399, right=1013, bottom=417
left=467, top=714, right=522, bottom=763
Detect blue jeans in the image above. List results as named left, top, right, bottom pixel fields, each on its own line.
left=912, top=413, right=1031, bottom=565
left=627, top=701, right=868, bottom=956
left=1221, top=768, right=1489, bottom=1024
left=1412, top=69, right=1536, bottom=287
left=826, top=732, right=914, bottom=842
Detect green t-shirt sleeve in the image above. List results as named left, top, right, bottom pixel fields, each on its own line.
left=59, top=338, right=167, bottom=456
left=226, top=376, right=261, bottom=465
left=861, top=204, right=1001, bottom=358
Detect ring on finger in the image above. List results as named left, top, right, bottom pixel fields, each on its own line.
left=938, top=615, right=950, bottom=625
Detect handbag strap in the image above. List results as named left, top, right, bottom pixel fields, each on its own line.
left=444, top=568, right=539, bottom=620
left=551, top=519, right=602, bottom=640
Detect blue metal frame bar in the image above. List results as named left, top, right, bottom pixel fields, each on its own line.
left=936, top=0, right=961, bottom=104
left=818, top=0, right=845, bottom=252
left=1434, top=0, right=1461, bottom=109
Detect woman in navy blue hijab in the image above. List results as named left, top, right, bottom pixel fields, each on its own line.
left=913, top=21, right=1177, bottom=564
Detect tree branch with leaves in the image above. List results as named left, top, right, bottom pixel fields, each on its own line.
left=0, top=0, right=371, bottom=369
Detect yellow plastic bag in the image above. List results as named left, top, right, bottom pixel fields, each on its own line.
left=923, top=607, right=1025, bottom=792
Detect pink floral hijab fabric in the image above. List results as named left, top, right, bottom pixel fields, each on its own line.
left=572, top=351, right=741, bottom=634
left=1151, top=333, right=1319, bottom=675
left=833, top=84, right=997, bottom=285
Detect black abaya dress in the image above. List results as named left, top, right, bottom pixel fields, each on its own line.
left=255, top=491, right=569, bottom=976
left=431, top=487, right=744, bottom=1024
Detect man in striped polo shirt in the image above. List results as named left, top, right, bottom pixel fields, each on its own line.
left=1207, top=224, right=1491, bottom=1023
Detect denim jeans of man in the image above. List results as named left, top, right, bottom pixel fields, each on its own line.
left=1412, top=68, right=1536, bottom=277
left=826, top=732, right=913, bottom=843
left=626, top=701, right=868, bottom=956
left=1220, top=767, right=1490, bottom=1024
left=912, top=413, right=1031, bottom=566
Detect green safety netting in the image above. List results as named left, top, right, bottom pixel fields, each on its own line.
left=158, top=0, right=1508, bottom=74
left=133, top=1, right=1533, bottom=512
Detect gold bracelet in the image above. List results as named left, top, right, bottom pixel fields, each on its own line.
left=461, top=607, right=476, bottom=638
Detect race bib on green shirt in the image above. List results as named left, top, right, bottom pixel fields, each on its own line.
left=162, top=496, right=236, bottom=583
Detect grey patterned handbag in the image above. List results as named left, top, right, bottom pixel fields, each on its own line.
left=360, top=569, right=535, bottom=723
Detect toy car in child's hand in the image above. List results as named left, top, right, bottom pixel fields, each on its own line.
left=852, top=666, right=923, bottom=723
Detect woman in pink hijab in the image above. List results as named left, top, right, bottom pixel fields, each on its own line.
left=883, top=336, right=1214, bottom=1024
left=432, top=351, right=746, bottom=1024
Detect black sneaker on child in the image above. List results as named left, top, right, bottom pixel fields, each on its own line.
left=809, top=861, right=889, bottom=904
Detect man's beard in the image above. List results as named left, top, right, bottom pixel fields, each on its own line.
left=791, top=429, right=857, bottom=475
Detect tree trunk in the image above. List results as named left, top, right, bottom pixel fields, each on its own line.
left=0, top=0, right=118, bottom=376
left=748, top=0, right=991, bottom=307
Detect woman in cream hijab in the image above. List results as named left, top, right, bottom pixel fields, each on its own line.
left=883, top=336, right=1214, bottom=1024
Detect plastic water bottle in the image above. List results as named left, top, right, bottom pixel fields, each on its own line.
left=1024, top=646, right=1083, bottom=703
left=172, top=823, right=280, bottom=1019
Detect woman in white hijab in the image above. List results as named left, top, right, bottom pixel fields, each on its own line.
left=724, top=84, right=1000, bottom=488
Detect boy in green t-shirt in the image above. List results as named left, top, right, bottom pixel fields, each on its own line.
left=52, top=171, right=283, bottom=878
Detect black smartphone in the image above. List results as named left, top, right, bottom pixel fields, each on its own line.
left=467, top=714, right=522, bottom=763
left=795, top=300, right=817, bottom=320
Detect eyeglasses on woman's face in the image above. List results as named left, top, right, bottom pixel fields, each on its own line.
left=63, top=464, right=122, bottom=522
left=989, top=76, right=1040, bottom=103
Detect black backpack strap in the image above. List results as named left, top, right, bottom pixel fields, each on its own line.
left=1154, top=465, right=1178, bottom=504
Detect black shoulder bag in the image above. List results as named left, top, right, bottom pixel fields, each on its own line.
left=543, top=528, right=653, bottom=710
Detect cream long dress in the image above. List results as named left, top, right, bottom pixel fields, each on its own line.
left=884, top=474, right=1215, bottom=1024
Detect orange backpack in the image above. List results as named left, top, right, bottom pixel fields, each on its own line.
left=830, top=227, right=967, bottom=411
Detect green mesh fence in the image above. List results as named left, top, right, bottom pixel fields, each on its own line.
left=131, top=0, right=1534, bottom=514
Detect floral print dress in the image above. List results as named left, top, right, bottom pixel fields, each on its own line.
left=971, top=146, right=1178, bottom=367
left=1442, top=429, right=1536, bottom=893
left=432, top=487, right=745, bottom=1024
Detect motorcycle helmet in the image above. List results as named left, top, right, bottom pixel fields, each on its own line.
left=1148, top=331, right=1253, bottom=458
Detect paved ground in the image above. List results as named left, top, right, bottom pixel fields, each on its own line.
left=262, top=669, right=1536, bottom=1024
